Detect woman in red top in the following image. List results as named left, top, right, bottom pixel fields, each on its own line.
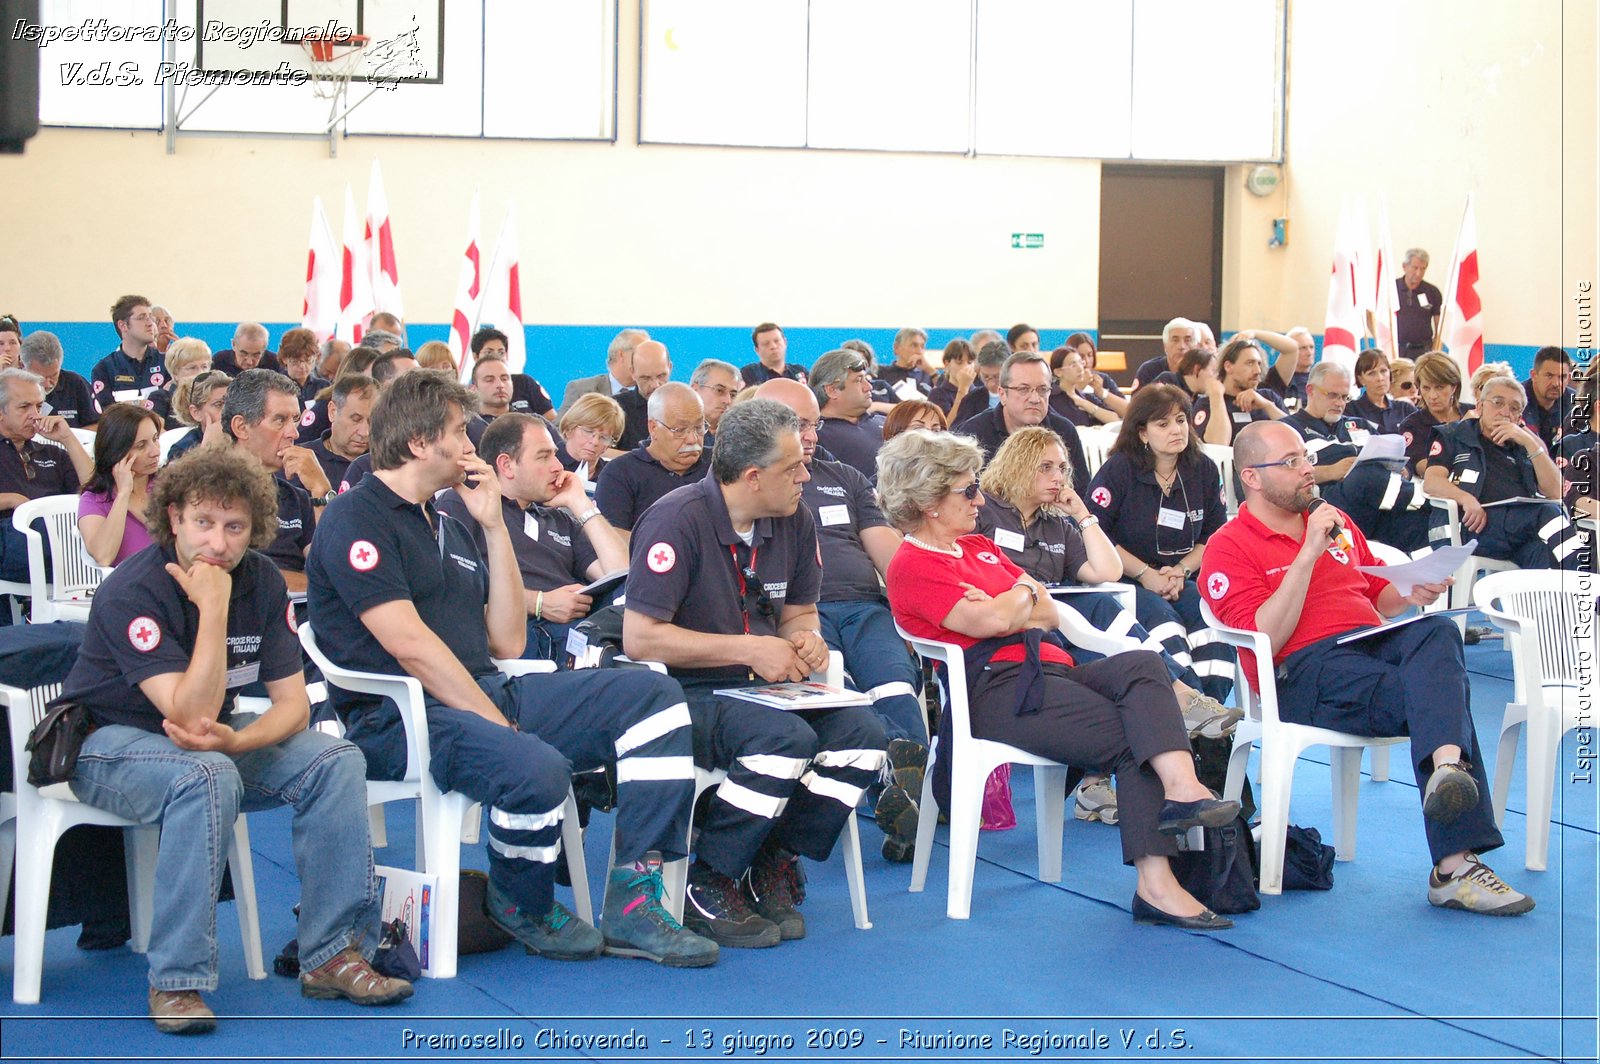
left=878, top=429, right=1240, bottom=930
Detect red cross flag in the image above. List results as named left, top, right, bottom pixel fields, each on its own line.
left=337, top=182, right=376, bottom=344
left=365, top=159, right=404, bottom=324
left=301, top=196, right=340, bottom=343
left=1438, top=194, right=1485, bottom=378
left=477, top=200, right=526, bottom=374
left=1321, top=198, right=1363, bottom=381
left=450, top=188, right=484, bottom=372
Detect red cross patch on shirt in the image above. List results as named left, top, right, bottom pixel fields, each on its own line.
left=349, top=540, right=379, bottom=571
left=128, top=616, right=161, bottom=653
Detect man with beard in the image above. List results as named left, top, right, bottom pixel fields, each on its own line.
left=1192, top=337, right=1289, bottom=446
left=1201, top=421, right=1532, bottom=916
left=594, top=382, right=711, bottom=533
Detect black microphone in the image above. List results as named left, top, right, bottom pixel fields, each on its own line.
left=1306, top=497, right=1353, bottom=552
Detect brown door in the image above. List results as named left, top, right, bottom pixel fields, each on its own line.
left=1097, top=165, right=1224, bottom=385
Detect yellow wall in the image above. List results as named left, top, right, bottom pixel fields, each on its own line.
left=2, top=0, right=1594, bottom=349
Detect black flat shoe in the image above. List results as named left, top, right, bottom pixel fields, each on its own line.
left=1156, top=796, right=1240, bottom=835
left=1131, top=893, right=1234, bottom=930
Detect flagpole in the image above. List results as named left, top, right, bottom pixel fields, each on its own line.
left=1433, top=193, right=1472, bottom=352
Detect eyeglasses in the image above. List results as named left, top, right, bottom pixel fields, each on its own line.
left=1246, top=453, right=1317, bottom=471
left=128, top=314, right=155, bottom=324
left=794, top=418, right=820, bottom=434
left=657, top=420, right=709, bottom=439
left=572, top=425, right=616, bottom=447
left=1483, top=395, right=1526, bottom=416
left=1003, top=385, right=1051, bottom=399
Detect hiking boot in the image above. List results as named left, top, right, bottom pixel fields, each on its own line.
left=1428, top=853, right=1535, bottom=916
left=745, top=846, right=806, bottom=941
left=1072, top=773, right=1119, bottom=825
left=1181, top=693, right=1244, bottom=740
left=683, top=863, right=781, bottom=948
left=874, top=781, right=919, bottom=864
left=486, top=882, right=604, bottom=961
left=300, top=946, right=414, bottom=1005
left=1422, top=762, right=1479, bottom=824
left=148, top=988, right=216, bottom=1035
left=886, top=738, right=928, bottom=796
left=601, top=853, right=719, bottom=968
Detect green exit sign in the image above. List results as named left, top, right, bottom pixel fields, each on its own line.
left=1010, top=232, right=1045, bottom=249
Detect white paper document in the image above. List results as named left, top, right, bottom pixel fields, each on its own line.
left=1355, top=540, right=1479, bottom=596
left=1353, top=434, right=1407, bottom=465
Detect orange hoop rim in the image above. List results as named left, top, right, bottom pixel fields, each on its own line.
left=300, top=34, right=369, bottom=65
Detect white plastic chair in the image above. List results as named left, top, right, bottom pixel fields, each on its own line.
left=1201, top=443, right=1238, bottom=516
left=619, top=652, right=872, bottom=930
left=1199, top=599, right=1407, bottom=895
left=0, top=680, right=264, bottom=1003
left=1424, top=494, right=1517, bottom=613
left=894, top=603, right=1139, bottom=919
left=1475, top=571, right=1591, bottom=871
left=1077, top=427, right=1114, bottom=478
left=12, top=495, right=111, bottom=623
left=300, top=624, right=590, bottom=978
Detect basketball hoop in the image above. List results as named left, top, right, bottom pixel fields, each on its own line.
left=299, top=34, right=369, bottom=100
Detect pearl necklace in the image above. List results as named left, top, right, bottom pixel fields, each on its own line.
left=905, top=533, right=963, bottom=557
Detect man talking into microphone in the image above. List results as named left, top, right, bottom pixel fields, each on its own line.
left=1199, top=422, right=1532, bottom=916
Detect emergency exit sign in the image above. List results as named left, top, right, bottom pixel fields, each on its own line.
left=1010, top=232, right=1045, bottom=249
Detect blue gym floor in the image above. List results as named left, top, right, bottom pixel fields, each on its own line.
left=2, top=637, right=1595, bottom=1064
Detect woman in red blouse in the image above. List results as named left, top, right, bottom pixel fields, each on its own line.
left=878, top=429, right=1240, bottom=930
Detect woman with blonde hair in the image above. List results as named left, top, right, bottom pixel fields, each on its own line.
left=415, top=340, right=458, bottom=374
left=162, top=368, right=233, bottom=463
left=880, top=428, right=1241, bottom=930
left=147, top=337, right=214, bottom=429
left=557, top=391, right=625, bottom=485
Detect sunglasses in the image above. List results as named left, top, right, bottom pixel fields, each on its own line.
left=954, top=481, right=982, bottom=501
left=740, top=566, right=775, bottom=619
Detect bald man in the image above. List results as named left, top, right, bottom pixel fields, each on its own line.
left=1200, top=422, right=1530, bottom=914
left=594, top=382, right=711, bottom=532
left=617, top=340, right=673, bottom=450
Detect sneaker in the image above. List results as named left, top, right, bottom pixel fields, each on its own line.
left=1072, top=773, right=1119, bottom=825
left=885, top=738, right=928, bottom=796
left=600, top=854, right=719, bottom=968
left=300, top=946, right=414, bottom=1005
left=683, top=863, right=781, bottom=948
left=1181, top=693, right=1245, bottom=740
left=874, top=781, right=920, bottom=864
left=1422, top=762, right=1479, bottom=824
left=486, top=883, right=604, bottom=961
left=148, top=988, right=216, bottom=1035
left=745, top=846, right=806, bottom=941
left=1428, top=853, right=1535, bottom=916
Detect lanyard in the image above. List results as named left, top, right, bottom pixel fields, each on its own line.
left=730, top=544, right=758, bottom=635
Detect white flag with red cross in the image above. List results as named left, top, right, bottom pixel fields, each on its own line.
left=301, top=196, right=340, bottom=342
left=450, top=189, right=483, bottom=372
left=365, top=160, right=404, bottom=322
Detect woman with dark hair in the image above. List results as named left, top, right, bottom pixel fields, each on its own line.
left=78, top=403, right=165, bottom=566
left=1397, top=352, right=1469, bottom=474
left=928, top=338, right=980, bottom=416
left=1085, top=385, right=1237, bottom=704
left=882, top=399, right=948, bottom=441
left=1049, top=346, right=1126, bottom=426
left=1064, top=332, right=1120, bottom=395
left=1348, top=348, right=1416, bottom=433
left=879, top=428, right=1240, bottom=930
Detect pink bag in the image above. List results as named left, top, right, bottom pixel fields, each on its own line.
left=981, top=763, right=1016, bottom=831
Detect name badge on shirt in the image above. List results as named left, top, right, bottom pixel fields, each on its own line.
left=1157, top=507, right=1188, bottom=530
left=225, top=661, right=260, bottom=689
left=992, top=528, right=1026, bottom=551
left=1418, top=293, right=1431, bottom=309
left=1459, top=468, right=1480, bottom=484
left=817, top=504, right=851, bottom=527
left=524, top=512, right=539, bottom=540
left=1349, top=429, right=1370, bottom=447
left=112, top=389, right=139, bottom=403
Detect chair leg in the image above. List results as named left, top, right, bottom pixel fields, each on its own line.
left=1254, top=742, right=1298, bottom=896
left=12, top=808, right=62, bottom=1004
left=1492, top=707, right=1527, bottom=829
left=419, top=794, right=467, bottom=979
left=368, top=804, right=388, bottom=850
left=0, top=817, right=14, bottom=928
left=908, top=749, right=939, bottom=894
left=226, top=816, right=266, bottom=979
left=1032, top=766, right=1068, bottom=884
left=838, top=813, right=872, bottom=930
left=125, top=824, right=159, bottom=954
left=561, top=791, right=592, bottom=925
left=1524, top=708, right=1557, bottom=872
left=1329, top=748, right=1364, bottom=861
left=1369, top=746, right=1391, bottom=782
left=944, top=759, right=992, bottom=920
left=1222, top=731, right=1255, bottom=802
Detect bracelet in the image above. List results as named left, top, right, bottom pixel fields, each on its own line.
left=1014, top=581, right=1039, bottom=605
left=576, top=507, right=602, bottom=527
left=1130, top=563, right=1149, bottom=580
left=534, top=590, right=544, bottom=621
left=1077, top=514, right=1100, bottom=530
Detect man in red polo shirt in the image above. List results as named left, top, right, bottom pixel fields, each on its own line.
left=1200, top=421, right=1532, bottom=917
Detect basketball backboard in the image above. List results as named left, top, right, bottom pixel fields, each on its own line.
left=194, top=0, right=443, bottom=85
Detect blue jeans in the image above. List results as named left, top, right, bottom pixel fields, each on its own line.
left=70, top=720, right=379, bottom=992
left=818, top=599, right=926, bottom=743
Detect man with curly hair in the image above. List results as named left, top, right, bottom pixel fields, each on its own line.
left=61, top=446, right=413, bottom=1034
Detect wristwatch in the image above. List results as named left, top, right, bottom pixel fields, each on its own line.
left=310, top=489, right=338, bottom=507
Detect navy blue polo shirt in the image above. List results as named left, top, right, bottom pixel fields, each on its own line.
left=1150, top=371, right=1194, bottom=399
left=1347, top=395, right=1416, bottom=435
left=307, top=474, right=496, bottom=714
left=338, top=452, right=372, bottom=493
left=593, top=444, right=711, bottom=530
left=626, top=475, right=822, bottom=683
left=1396, top=279, right=1442, bottom=352
left=213, top=350, right=283, bottom=376
left=816, top=416, right=886, bottom=479
left=436, top=492, right=599, bottom=592
left=953, top=406, right=1091, bottom=489
left=62, top=545, right=301, bottom=733
left=801, top=456, right=888, bottom=603
left=739, top=361, right=807, bottom=389
left=43, top=371, right=100, bottom=428
left=928, top=380, right=982, bottom=416
left=297, top=398, right=331, bottom=444
left=511, top=374, right=554, bottom=417
left=615, top=389, right=650, bottom=450
left=878, top=364, right=932, bottom=397
left=1134, top=355, right=1178, bottom=389
left=975, top=497, right=1090, bottom=585
left=0, top=438, right=80, bottom=501
left=1522, top=381, right=1575, bottom=451
left=1285, top=410, right=1377, bottom=466
left=166, top=427, right=203, bottom=463
left=1192, top=388, right=1287, bottom=443
left=951, top=385, right=998, bottom=426
left=1556, top=429, right=1596, bottom=504
left=1085, top=451, right=1227, bottom=570
left=1049, top=386, right=1114, bottom=427
left=294, top=375, right=330, bottom=406
left=267, top=474, right=316, bottom=574
left=304, top=432, right=357, bottom=495
left=90, top=345, right=166, bottom=405
left=146, top=387, right=181, bottom=430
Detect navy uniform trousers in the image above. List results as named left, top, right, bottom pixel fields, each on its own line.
left=1128, top=579, right=1236, bottom=702
left=819, top=599, right=927, bottom=744
left=1275, top=615, right=1503, bottom=863
left=681, top=678, right=887, bottom=878
left=345, top=668, right=695, bottom=919
left=1324, top=464, right=1432, bottom=554
left=1428, top=499, right=1588, bottom=570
